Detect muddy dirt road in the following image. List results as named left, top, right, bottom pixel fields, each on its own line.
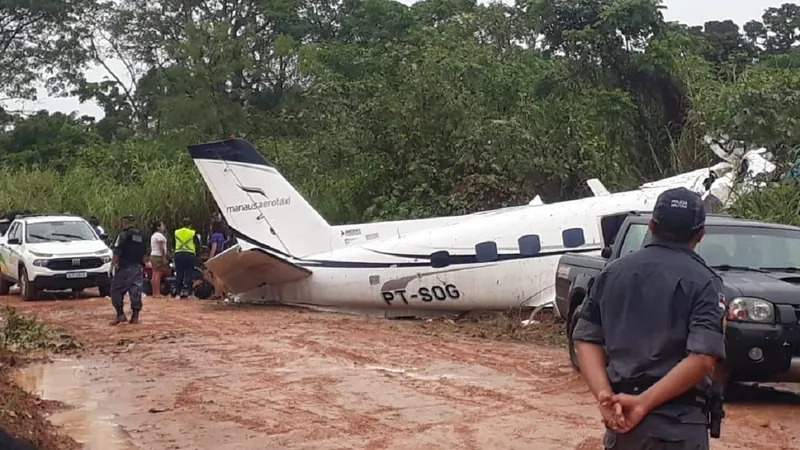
left=2, top=294, right=799, bottom=450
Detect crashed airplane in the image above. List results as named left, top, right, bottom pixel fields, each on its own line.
left=188, top=138, right=776, bottom=318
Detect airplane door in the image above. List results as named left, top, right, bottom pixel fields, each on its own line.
left=598, top=212, right=630, bottom=247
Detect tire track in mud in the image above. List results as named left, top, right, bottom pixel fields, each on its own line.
left=4, top=296, right=800, bottom=450
left=284, top=331, right=599, bottom=434
left=253, top=329, right=586, bottom=445
left=257, top=314, right=800, bottom=450
left=141, top=316, right=404, bottom=444
left=173, top=370, right=408, bottom=443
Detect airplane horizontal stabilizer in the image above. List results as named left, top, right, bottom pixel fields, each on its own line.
left=205, top=244, right=311, bottom=293
left=586, top=179, right=610, bottom=196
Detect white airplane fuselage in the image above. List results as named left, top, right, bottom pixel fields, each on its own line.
left=215, top=187, right=665, bottom=314
left=328, top=204, right=533, bottom=246
left=191, top=138, right=776, bottom=317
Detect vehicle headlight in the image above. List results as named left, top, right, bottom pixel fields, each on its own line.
left=94, top=249, right=109, bottom=255
left=33, top=259, right=49, bottom=267
left=728, top=297, right=774, bottom=323
left=101, top=255, right=112, bottom=263
left=29, top=251, right=53, bottom=258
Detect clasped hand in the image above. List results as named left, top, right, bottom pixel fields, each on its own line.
left=597, top=391, right=650, bottom=434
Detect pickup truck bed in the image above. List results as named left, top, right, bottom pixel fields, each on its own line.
left=554, top=253, right=604, bottom=323
left=556, top=252, right=608, bottom=369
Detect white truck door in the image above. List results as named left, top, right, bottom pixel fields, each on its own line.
left=3, top=223, right=22, bottom=280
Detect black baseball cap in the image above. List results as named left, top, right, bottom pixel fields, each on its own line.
left=652, top=187, right=706, bottom=234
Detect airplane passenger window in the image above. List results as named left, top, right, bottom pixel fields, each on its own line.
left=518, top=234, right=541, bottom=256
left=562, top=228, right=585, bottom=248
left=430, top=250, right=450, bottom=268
left=475, top=241, right=498, bottom=262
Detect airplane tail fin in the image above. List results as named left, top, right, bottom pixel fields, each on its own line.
left=188, top=138, right=335, bottom=257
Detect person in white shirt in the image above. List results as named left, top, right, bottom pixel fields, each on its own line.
left=149, top=220, right=169, bottom=298
left=89, top=216, right=105, bottom=237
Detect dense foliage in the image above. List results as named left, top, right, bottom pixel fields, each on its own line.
left=1, top=0, right=799, bottom=230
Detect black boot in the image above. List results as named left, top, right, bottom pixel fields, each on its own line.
left=129, top=309, right=140, bottom=324
left=110, top=308, right=127, bottom=325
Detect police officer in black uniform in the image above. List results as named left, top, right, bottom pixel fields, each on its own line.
left=110, top=215, right=147, bottom=325
left=573, top=187, right=726, bottom=450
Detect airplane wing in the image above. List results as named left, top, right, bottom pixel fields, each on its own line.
left=205, top=243, right=311, bottom=293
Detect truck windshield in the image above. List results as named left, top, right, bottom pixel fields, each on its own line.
left=26, top=221, right=98, bottom=243
left=697, top=225, right=800, bottom=269
left=618, top=223, right=800, bottom=270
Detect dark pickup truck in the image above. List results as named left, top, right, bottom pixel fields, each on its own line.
left=555, top=211, right=800, bottom=385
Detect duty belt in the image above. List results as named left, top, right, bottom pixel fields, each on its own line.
left=611, top=377, right=707, bottom=409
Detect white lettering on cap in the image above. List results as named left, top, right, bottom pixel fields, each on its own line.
left=670, top=199, right=688, bottom=209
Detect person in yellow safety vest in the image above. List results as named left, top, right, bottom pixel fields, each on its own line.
left=173, top=217, right=201, bottom=299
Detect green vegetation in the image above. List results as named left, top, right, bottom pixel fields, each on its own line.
left=0, top=307, right=79, bottom=353
left=730, top=181, right=800, bottom=226
left=0, top=0, right=799, bottom=228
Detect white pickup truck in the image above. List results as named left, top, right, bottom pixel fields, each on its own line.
left=0, top=214, right=113, bottom=300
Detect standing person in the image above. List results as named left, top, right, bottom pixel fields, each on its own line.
left=221, top=220, right=237, bottom=250
left=149, top=220, right=169, bottom=298
left=89, top=216, right=105, bottom=236
left=110, top=215, right=147, bottom=325
left=207, top=221, right=226, bottom=300
left=572, top=187, right=726, bottom=450
left=173, top=217, right=200, bottom=299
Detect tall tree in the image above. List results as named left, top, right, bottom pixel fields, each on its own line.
left=0, top=0, right=96, bottom=100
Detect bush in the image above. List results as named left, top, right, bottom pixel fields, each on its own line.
left=729, top=182, right=800, bottom=226
left=0, top=158, right=215, bottom=237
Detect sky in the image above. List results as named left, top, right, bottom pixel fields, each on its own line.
left=3, top=0, right=783, bottom=120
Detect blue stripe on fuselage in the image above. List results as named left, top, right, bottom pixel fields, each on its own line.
left=229, top=227, right=601, bottom=269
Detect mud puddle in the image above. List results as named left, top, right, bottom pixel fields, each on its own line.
left=13, top=359, right=138, bottom=450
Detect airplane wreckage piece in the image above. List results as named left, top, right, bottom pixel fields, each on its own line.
left=189, top=137, right=777, bottom=319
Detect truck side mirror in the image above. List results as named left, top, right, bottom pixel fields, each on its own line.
left=99, top=233, right=109, bottom=241
left=601, top=246, right=612, bottom=259
left=7, top=237, right=20, bottom=245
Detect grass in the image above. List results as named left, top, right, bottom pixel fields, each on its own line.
left=417, top=309, right=569, bottom=347
left=0, top=307, right=79, bottom=353
left=0, top=390, right=21, bottom=420
left=0, top=161, right=216, bottom=238
left=728, top=181, right=800, bottom=226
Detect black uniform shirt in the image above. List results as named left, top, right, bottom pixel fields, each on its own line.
left=113, top=227, right=147, bottom=269
left=573, top=237, right=726, bottom=440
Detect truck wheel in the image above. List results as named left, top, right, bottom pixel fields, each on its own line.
left=568, top=311, right=580, bottom=371
left=0, top=277, right=10, bottom=296
left=19, top=268, right=37, bottom=302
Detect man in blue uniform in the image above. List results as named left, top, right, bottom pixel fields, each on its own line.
left=110, top=215, right=147, bottom=325
left=573, top=187, right=726, bottom=449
